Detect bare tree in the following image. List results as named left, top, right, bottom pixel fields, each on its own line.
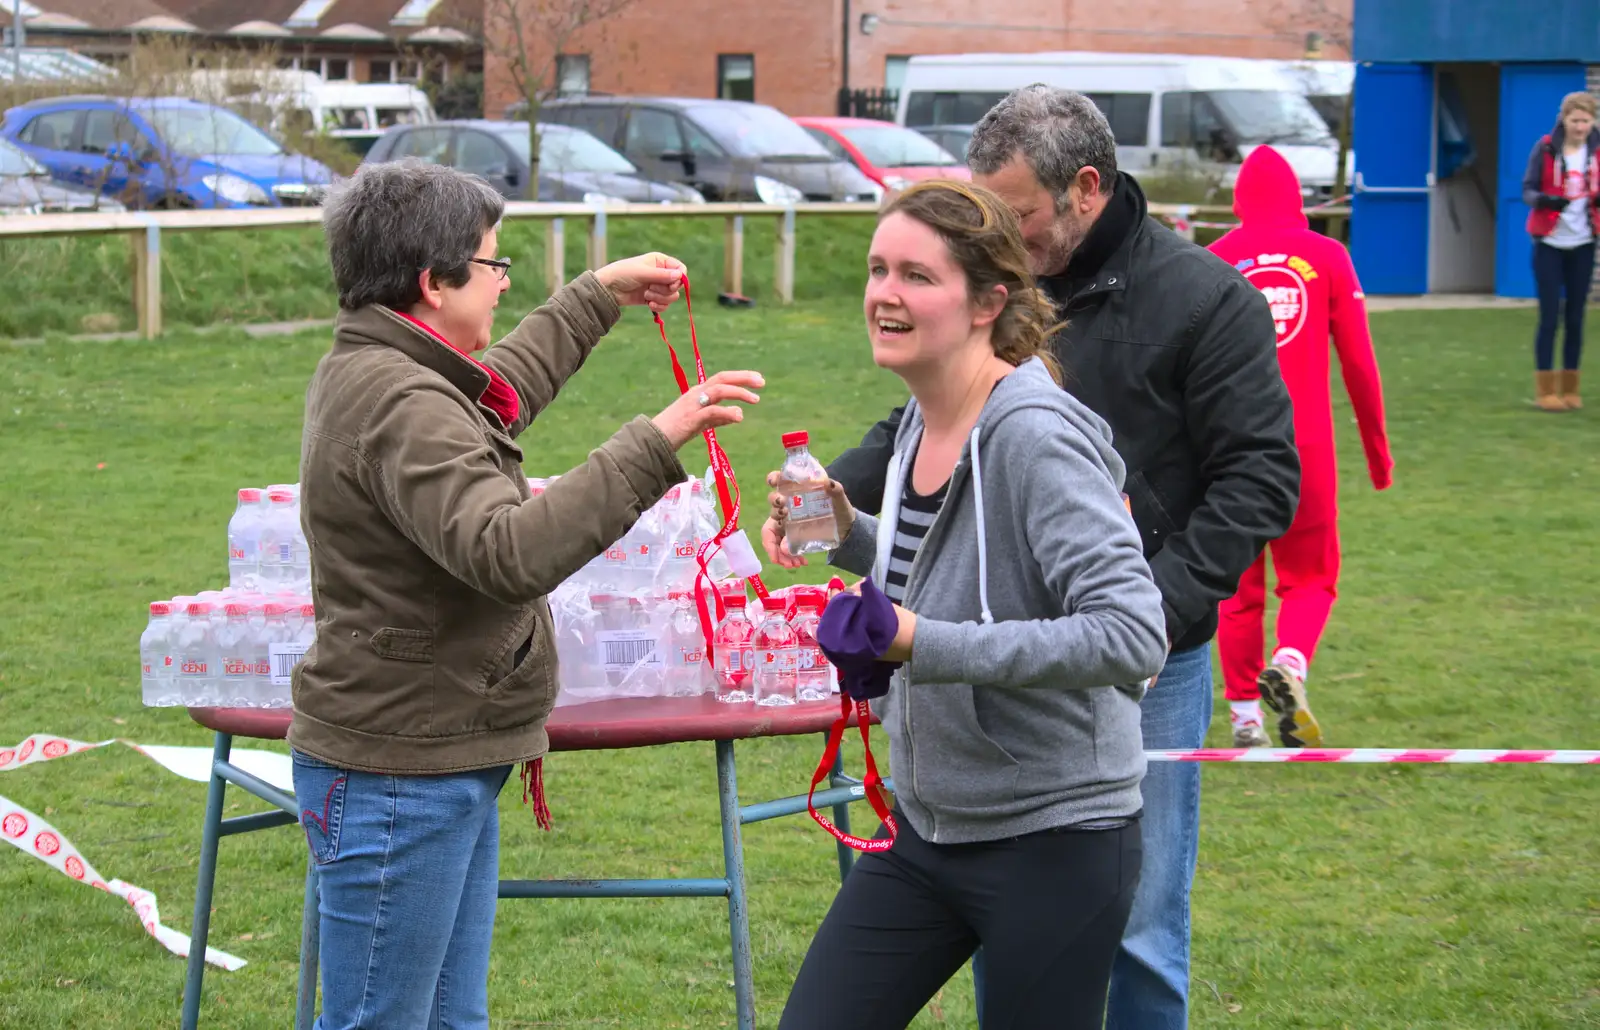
left=1252, top=0, right=1355, bottom=235
left=452, top=0, right=639, bottom=189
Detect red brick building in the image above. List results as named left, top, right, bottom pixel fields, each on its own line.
left=482, top=0, right=1351, bottom=119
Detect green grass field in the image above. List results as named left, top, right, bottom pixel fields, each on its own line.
left=1, top=295, right=1596, bottom=1028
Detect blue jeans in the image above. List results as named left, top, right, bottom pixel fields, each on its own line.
left=292, top=750, right=512, bottom=1030
left=973, top=642, right=1213, bottom=1029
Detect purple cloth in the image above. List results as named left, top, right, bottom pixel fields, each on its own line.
left=817, top=577, right=901, bottom=701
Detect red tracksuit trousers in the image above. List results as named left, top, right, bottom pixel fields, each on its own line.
left=1218, top=516, right=1341, bottom=701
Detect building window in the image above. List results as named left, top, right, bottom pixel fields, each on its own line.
left=556, top=54, right=590, bottom=97
left=717, top=54, right=754, bottom=102
left=885, top=55, right=910, bottom=94
left=369, top=59, right=393, bottom=83
left=324, top=57, right=351, bottom=81
left=397, top=59, right=422, bottom=82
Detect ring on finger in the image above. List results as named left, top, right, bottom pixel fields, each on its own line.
left=697, top=391, right=710, bottom=407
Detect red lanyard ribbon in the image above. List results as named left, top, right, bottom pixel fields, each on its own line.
left=652, top=275, right=769, bottom=666
left=807, top=694, right=898, bottom=852
left=655, top=286, right=892, bottom=852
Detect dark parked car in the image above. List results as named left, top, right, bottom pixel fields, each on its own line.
left=363, top=119, right=703, bottom=203
left=536, top=96, right=882, bottom=203
left=0, top=95, right=333, bottom=209
left=0, top=135, right=124, bottom=213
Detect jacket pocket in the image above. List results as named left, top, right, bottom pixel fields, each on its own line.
left=292, top=750, right=348, bottom=866
left=911, top=684, right=1020, bottom=811
left=1126, top=470, right=1179, bottom=547
left=371, top=627, right=435, bottom=663
left=481, top=614, right=558, bottom=721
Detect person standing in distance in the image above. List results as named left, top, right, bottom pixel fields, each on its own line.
left=778, top=85, right=1300, bottom=1030
left=1521, top=90, right=1598, bottom=411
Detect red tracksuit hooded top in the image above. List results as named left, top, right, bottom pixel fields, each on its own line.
left=1208, top=146, right=1393, bottom=525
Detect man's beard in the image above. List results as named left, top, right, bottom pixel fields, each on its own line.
left=1031, top=209, right=1091, bottom=279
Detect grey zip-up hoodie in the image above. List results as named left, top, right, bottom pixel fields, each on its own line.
left=830, top=357, right=1169, bottom=844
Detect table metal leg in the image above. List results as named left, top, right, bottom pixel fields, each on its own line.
left=180, top=730, right=233, bottom=1030
left=827, top=737, right=854, bottom=884
left=716, top=739, right=755, bottom=1030
left=296, top=858, right=319, bottom=1030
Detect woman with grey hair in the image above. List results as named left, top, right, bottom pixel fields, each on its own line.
left=287, top=157, right=763, bottom=1029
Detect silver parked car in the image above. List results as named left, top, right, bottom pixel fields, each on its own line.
left=0, top=135, right=125, bottom=214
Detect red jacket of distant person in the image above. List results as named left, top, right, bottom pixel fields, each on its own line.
left=1208, top=146, right=1393, bottom=527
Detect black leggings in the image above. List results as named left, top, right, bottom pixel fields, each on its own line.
left=778, top=813, right=1141, bottom=1030
left=1532, top=240, right=1595, bottom=371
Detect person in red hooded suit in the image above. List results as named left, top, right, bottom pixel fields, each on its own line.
left=1207, top=146, right=1394, bottom=748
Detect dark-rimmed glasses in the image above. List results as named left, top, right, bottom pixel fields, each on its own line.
left=470, top=257, right=512, bottom=280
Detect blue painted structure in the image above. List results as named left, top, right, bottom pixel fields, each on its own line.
left=1352, top=0, right=1600, bottom=295
left=1355, top=0, right=1600, bottom=64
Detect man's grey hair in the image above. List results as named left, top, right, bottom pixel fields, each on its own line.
left=322, top=158, right=505, bottom=312
left=968, top=85, right=1119, bottom=205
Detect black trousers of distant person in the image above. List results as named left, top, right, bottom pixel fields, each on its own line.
left=777, top=810, right=1141, bottom=1030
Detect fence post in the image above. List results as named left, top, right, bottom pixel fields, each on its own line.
left=723, top=215, right=744, bottom=296
left=545, top=218, right=565, bottom=296
left=587, top=207, right=607, bottom=270
left=1174, top=204, right=1195, bottom=244
left=132, top=216, right=161, bottom=339
left=774, top=206, right=796, bottom=304
left=129, top=229, right=144, bottom=335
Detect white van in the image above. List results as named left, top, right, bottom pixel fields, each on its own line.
left=1270, top=59, right=1354, bottom=138
left=191, top=70, right=436, bottom=156
left=896, top=51, right=1346, bottom=198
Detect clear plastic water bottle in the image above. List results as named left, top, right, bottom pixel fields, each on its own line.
left=777, top=431, right=839, bottom=556
left=227, top=489, right=264, bottom=590
left=215, top=603, right=261, bottom=707
left=753, top=605, right=799, bottom=707
left=664, top=590, right=709, bottom=697
left=590, top=592, right=630, bottom=687
left=288, top=603, right=316, bottom=687
left=792, top=588, right=832, bottom=702
left=712, top=591, right=755, bottom=704
left=260, top=603, right=297, bottom=708
left=661, top=483, right=705, bottom=594
left=174, top=601, right=218, bottom=707
left=688, top=477, right=732, bottom=581
left=140, top=601, right=179, bottom=706
left=628, top=504, right=667, bottom=596
left=289, top=523, right=311, bottom=598
left=257, top=489, right=298, bottom=592
left=596, top=535, right=631, bottom=596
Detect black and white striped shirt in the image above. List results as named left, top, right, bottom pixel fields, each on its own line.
left=883, top=476, right=948, bottom=605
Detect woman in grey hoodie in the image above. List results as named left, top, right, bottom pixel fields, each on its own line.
left=766, top=180, right=1169, bottom=1030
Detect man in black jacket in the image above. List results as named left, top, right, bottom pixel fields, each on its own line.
left=802, top=86, right=1299, bottom=1029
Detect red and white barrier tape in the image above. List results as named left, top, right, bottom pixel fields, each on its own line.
left=1, top=732, right=294, bottom=970
left=1, top=793, right=246, bottom=970
left=1164, top=194, right=1351, bottom=235
left=1149, top=747, right=1599, bottom=764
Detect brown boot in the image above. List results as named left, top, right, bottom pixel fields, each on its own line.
left=1535, top=370, right=1568, bottom=411
left=1559, top=369, right=1582, bottom=409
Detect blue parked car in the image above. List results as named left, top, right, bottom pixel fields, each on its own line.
left=0, top=95, right=335, bottom=209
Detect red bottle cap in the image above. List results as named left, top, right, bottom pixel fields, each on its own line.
left=781, top=431, right=809, bottom=449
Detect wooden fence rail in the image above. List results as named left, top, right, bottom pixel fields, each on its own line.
left=0, top=200, right=1347, bottom=339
